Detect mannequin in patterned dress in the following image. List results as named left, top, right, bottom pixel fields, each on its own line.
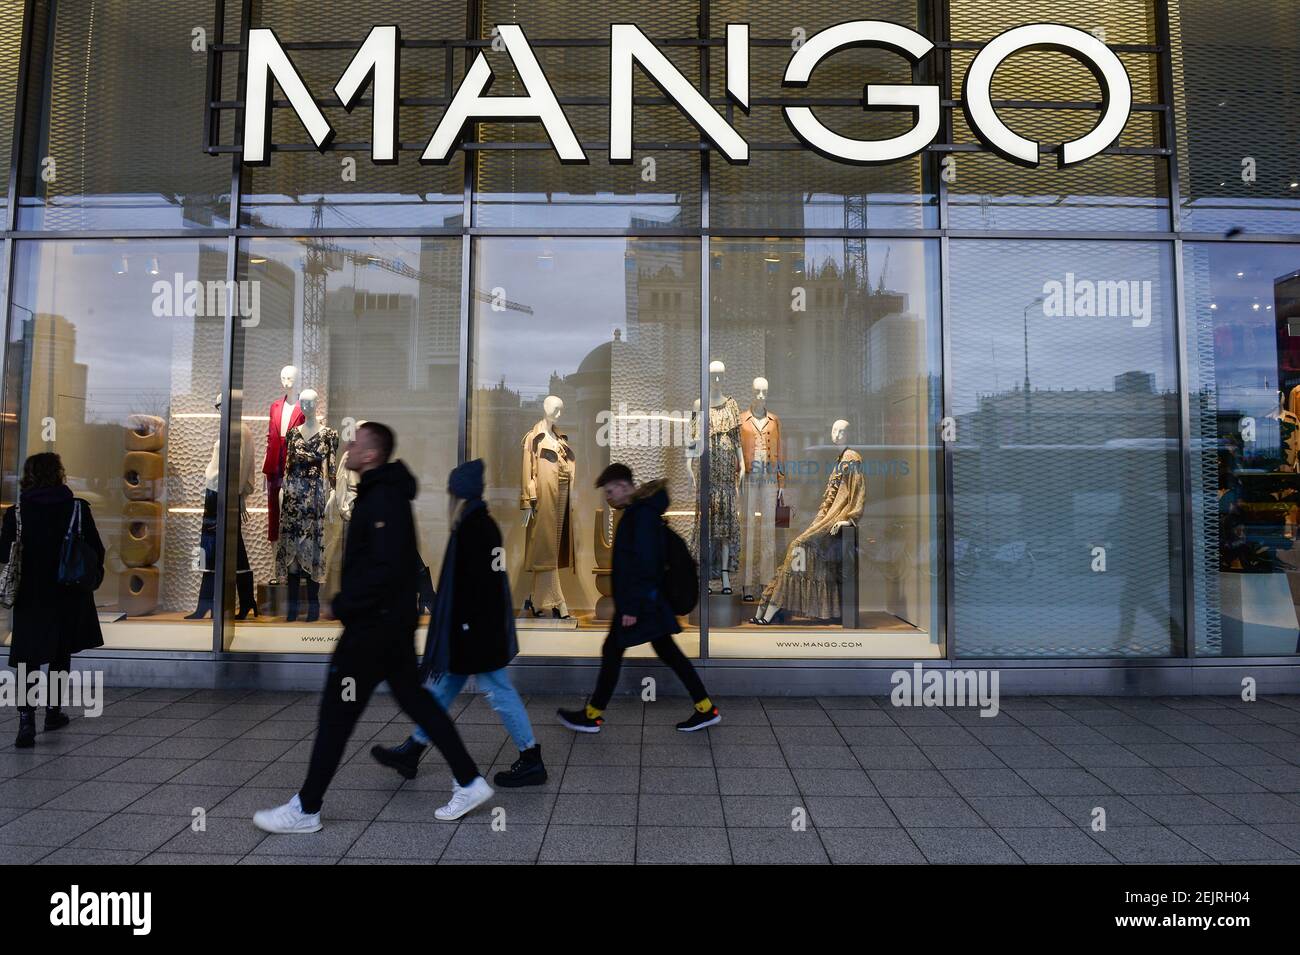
left=275, top=389, right=339, bottom=622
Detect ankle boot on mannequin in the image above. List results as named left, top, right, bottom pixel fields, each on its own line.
left=186, top=572, right=215, bottom=620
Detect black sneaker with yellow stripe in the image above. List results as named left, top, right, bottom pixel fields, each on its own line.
left=557, top=707, right=603, bottom=733
left=676, top=706, right=721, bottom=732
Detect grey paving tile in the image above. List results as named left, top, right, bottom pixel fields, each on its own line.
left=43, top=780, right=156, bottom=813
left=0, top=809, right=110, bottom=847
left=1088, top=826, right=1210, bottom=863
left=706, top=724, right=778, bottom=746
left=636, top=826, right=731, bottom=864
left=920, top=745, right=1006, bottom=770
left=640, top=744, right=713, bottom=767
left=36, top=847, right=146, bottom=865
left=1205, top=793, right=1300, bottom=825
left=249, top=820, right=367, bottom=857
left=539, top=824, right=635, bottom=863
left=639, top=766, right=718, bottom=795
left=792, top=767, right=878, bottom=797
left=827, top=709, right=895, bottom=727
left=1055, top=744, right=1151, bottom=768
left=997, top=827, right=1117, bottom=863
left=0, top=843, right=51, bottom=863
left=1047, top=795, right=1158, bottom=829
left=1122, top=743, right=1223, bottom=767
left=763, top=708, right=832, bottom=727
left=565, top=743, right=641, bottom=766
left=723, top=795, right=807, bottom=828
left=907, top=827, right=1021, bottom=864
left=560, top=765, right=640, bottom=794
left=345, top=821, right=455, bottom=860
left=804, top=795, right=898, bottom=828
left=441, top=820, right=545, bottom=862
left=819, top=827, right=924, bottom=864
left=238, top=854, right=339, bottom=865
left=157, top=816, right=269, bottom=856
left=70, top=812, right=190, bottom=852
left=1169, top=825, right=1297, bottom=862
left=1235, top=764, right=1300, bottom=793
left=884, top=797, right=985, bottom=828
left=122, top=783, right=239, bottom=816
left=1032, top=725, right=1114, bottom=746
left=175, top=718, right=264, bottom=739
left=987, top=745, right=1079, bottom=769
left=138, top=852, right=242, bottom=865
left=637, top=793, right=723, bottom=827
left=966, top=796, right=1073, bottom=828
left=168, top=759, right=268, bottom=787
left=838, top=726, right=912, bottom=747
left=1015, top=768, right=1114, bottom=796
left=711, top=744, right=787, bottom=768
left=1159, top=765, right=1266, bottom=794
left=94, top=757, right=196, bottom=784
left=783, top=744, right=859, bottom=769
left=868, top=770, right=957, bottom=798
left=1193, top=743, right=1288, bottom=766
left=967, top=726, right=1043, bottom=746
left=728, top=826, right=829, bottom=864
left=64, top=735, right=160, bottom=759
left=1088, top=767, right=1191, bottom=795
left=551, top=793, right=638, bottom=826
left=207, top=738, right=298, bottom=762
left=1254, top=824, right=1300, bottom=853
left=1126, top=794, right=1240, bottom=826
left=136, top=737, right=228, bottom=760
left=773, top=725, right=848, bottom=747
left=0, top=752, right=58, bottom=780
left=850, top=746, right=933, bottom=770
left=0, top=776, right=80, bottom=809
left=716, top=767, right=798, bottom=796
left=240, top=720, right=317, bottom=741
left=941, top=769, right=1036, bottom=797
left=20, top=755, right=127, bottom=781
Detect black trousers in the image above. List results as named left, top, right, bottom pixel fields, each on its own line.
left=196, top=489, right=253, bottom=610
left=17, top=648, right=72, bottom=715
left=590, top=628, right=708, bottom=710
left=299, top=625, right=479, bottom=814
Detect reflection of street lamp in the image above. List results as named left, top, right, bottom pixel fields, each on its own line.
left=1023, top=295, right=1044, bottom=426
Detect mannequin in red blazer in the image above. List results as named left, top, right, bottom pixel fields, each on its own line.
left=263, top=365, right=306, bottom=542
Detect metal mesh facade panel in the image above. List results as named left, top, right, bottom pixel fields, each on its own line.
left=1170, top=0, right=1300, bottom=235
left=0, top=0, right=23, bottom=220
left=22, top=0, right=229, bottom=230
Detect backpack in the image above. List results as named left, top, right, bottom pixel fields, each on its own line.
left=661, top=522, right=698, bottom=616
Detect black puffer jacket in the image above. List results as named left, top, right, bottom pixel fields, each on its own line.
left=610, top=480, right=681, bottom=648
left=332, top=460, right=421, bottom=635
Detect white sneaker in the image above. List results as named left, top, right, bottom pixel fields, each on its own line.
left=253, top=793, right=323, bottom=834
left=435, top=776, right=494, bottom=821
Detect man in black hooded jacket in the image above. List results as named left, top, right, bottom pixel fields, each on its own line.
left=558, top=462, right=720, bottom=733
left=254, top=422, right=493, bottom=834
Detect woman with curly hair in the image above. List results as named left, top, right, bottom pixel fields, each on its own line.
left=0, top=452, right=104, bottom=747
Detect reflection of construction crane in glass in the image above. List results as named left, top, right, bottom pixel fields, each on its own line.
left=254, top=198, right=534, bottom=391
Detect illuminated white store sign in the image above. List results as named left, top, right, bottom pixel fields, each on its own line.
left=240, top=21, right=1132, bottom=169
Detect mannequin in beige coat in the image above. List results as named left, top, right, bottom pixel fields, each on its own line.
left=521, top=395, right=576, bottom=618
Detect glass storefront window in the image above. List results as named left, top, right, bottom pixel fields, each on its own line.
left=2, top=239, right=228, bottom=651
left=225, top=237, right=462, bottom=652
left=705, top=237, right=943, bottom=659
left=1186, top=241, right=1300, bottom=656
left=470, top=236, right=701, bottom=657
left=17, top=0, right=231, bottom=231
left=948, top=239, right=1185, bottom=657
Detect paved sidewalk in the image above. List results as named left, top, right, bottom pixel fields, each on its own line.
left=1, top=688, right=1299, bottom=864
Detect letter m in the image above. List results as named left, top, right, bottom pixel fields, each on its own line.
left=1097, top=280, right=1129, bottom=318
left=243, top=27, right=401, bottom=165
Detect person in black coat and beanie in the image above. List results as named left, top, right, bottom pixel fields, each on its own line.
left=0, top=452, right=105, bottom=748
left=254, top=423, right=493, bottom=834
left=557, top=462, right=720, bottom=733
left=371, top=458, right=546, bottom=788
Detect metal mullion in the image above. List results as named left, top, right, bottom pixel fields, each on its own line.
left=1154, top=0, right=1182, bottom=233
left=939, top=232, right=955, bottom=663
left=697, top=0, right=709, bottom=660
left=1171, top=237, right=1195, bottom=659
left=458, top=0, right=478, bottom=468
left=4, top=0, right=38, bottom=233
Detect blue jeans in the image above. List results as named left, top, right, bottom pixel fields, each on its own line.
left=412, top=668, right=536, bottom=752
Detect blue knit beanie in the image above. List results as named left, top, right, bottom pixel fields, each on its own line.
left=448, top=458, right=485, bottom=500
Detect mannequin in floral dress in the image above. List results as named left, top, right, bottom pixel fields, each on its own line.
left=275, top=389, right=339, bottom=622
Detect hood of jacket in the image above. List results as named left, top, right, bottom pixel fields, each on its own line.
left=360, top=459, right=418, bottom=500
left=631, top=478, right=669, bottom=516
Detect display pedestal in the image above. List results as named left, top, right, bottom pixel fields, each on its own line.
left=266, top=580, right=287, bottom=618
left=705, top=592, right=742, bottom=628
left=1218, top=570, right=1300, bottom=655
left=517, top=613, right=580, bottom=630
left=841, top=524, right=858, bottom=628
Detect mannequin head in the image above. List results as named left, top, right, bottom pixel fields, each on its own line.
left=752, top=377, right=769, bottom=409
left=543, top=395, right=564, bottom=424
left=280, top=365, right=298, bottom=392
left=709, top=360, right=726, bottom=383
left=299, top=388, right=318, bottom=420
left=831, top=418, right=849, bottom=445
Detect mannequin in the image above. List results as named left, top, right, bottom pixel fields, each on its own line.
left=520, top=395, right=575, bottom=618
left=186, top=395, right=257, bottom=619
left=322, top=421, right=363, bottom=608
left=262, top=365, right=305, bottom=542
left=739, top=377, right=784, bottom=601
left=689, top=360, right=743, bottom=594
left=275, top=389, right=338, bottom=622
left=754, top=419, right=865, bottom=624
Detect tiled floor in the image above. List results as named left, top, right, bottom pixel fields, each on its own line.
left=1, top=689, right=1299, bottom=864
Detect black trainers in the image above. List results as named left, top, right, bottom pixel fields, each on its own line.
left=44, top=707, right=70, bottom=731
left=676, top=706, right=721, bottom=732
left=494, top=744, right=547, bottom=788
left=14, top=710, right=35, bottom=748
left=556, top=707, right=603, bottom=733
left=370, top=737, right=427, bottom=780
